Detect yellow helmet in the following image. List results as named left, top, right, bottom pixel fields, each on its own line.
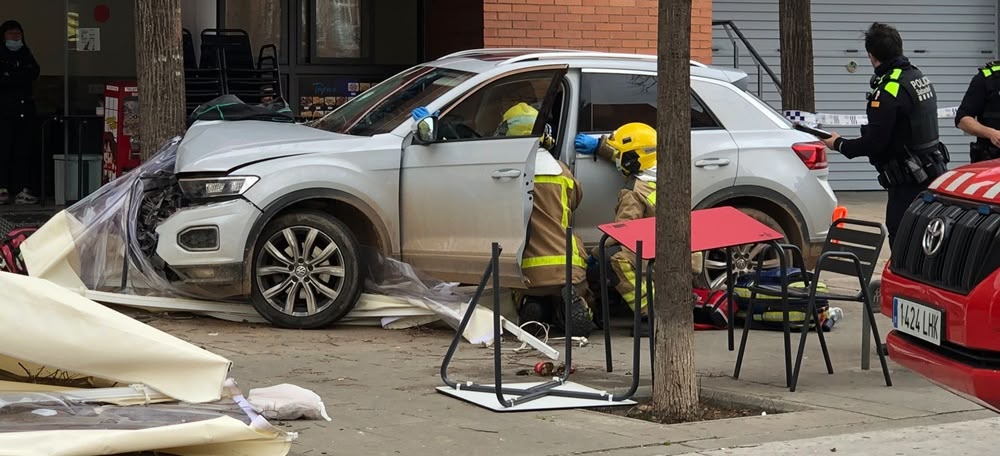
left=605, top=122, right=657, bottom=176
left=497, top=102, right=538, bottom=137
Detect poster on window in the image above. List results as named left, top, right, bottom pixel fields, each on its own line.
left=77, top=28, right=100, bottom=51
left=296, top=76, right=381, bottom=120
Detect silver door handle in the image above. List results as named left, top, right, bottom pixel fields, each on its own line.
left=491, top=169, right=522, bottom=179
left=695, top=158, right=731, bottom=167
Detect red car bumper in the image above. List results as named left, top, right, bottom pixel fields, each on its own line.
left=886, top=331, right=1000, bottom=411
left=881, top=265, right=1000, bottom=411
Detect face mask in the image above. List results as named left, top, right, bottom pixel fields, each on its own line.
left=5, top=40, right=22, bottom=52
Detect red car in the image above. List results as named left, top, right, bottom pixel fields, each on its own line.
left=880, top=162, right=1000, bottom=412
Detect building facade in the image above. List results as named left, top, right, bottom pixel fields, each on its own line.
left=7, top=0, right=999, bottom=203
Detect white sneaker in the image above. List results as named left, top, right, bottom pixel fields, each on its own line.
left=14, top=189, right=38, bottom=205
left=0, top=188, right=9, bottom=205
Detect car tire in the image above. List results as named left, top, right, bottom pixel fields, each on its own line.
left=250, top=211, right=362, bottom=329
left=697, top=207, right=789, bottom=290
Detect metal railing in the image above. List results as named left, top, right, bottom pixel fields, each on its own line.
left=713, top=20, right=783, bottom=99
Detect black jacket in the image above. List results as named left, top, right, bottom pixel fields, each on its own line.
left=955, top=61, right=1000, bottom=139
left=0, top=21, right=39, bottom=118
left=834, top=56, right=940, bottom=166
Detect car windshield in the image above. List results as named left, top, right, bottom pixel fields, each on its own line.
left=309, top=66, right=476, bottom=136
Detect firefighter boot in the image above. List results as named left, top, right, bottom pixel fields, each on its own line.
left=554, top=288, right=595, bottom=338
left=518, top=295, right=553, bottom=335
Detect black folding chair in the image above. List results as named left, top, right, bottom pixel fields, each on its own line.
left=737, top=218, right=893, bottom=392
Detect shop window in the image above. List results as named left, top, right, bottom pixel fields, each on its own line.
left=577, top=72, right=721, bottom=133
left=225, top=0, right=285, bottom=62
left=300, top=0, right=371, bottom=62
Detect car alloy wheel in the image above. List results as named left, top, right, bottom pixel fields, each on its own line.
left=257, top=226, right=346, bottom=317
left=251, top=211, right=362, bottom=329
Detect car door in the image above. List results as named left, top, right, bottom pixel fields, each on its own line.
left=568, top=69, right=739, bottom=246
left=400, top=66, right=569, bottom=288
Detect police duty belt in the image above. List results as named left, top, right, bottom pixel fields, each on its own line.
left=783, top=107, right=960, bottom=128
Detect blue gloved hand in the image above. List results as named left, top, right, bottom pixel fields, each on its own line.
left=411, top=106, right=431, bottom=121
left=574, top=134, right=599, bottom=155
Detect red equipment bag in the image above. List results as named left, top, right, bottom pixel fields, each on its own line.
left=0, top=227, right=38, bottom=275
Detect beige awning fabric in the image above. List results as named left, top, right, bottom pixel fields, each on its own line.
left=0, top=271, right=232, bottom=403
left=0, top=415, right=293, bottom=456
left=0, top=271, right=295, bottom=455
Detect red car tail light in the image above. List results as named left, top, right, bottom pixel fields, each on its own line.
left=792, top=141, right=829, bottom=170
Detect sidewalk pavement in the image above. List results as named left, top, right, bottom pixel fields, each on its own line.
left=675, top=416, right=1000, bottom=455
left=142, top=192, right=995, bottom=456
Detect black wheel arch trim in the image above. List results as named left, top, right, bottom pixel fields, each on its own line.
left=240, top=188, right=394, bottom=295
left=694, top=185, right=812, bottom=246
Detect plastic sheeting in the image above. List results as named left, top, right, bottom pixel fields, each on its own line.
left=21, top=137, right=511, bottom=338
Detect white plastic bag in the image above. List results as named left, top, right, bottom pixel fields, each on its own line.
left=247, top=384, right=332, bottom=421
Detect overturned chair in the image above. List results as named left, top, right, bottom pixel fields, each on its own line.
left=733, top=218, right=893, bottom=392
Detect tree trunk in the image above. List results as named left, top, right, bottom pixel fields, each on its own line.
left=653, top=0, right=698, bottom=420
left=778, top=0, right=816, bottom=112
left=134, top=0, right=186, bottom=160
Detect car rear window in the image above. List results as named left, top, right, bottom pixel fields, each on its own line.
left=578, top=72, right=721, bottom=132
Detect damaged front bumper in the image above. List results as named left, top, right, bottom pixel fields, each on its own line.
left=153, top=198, right=260, bottom=288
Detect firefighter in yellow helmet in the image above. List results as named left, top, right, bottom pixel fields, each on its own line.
left=574, top=123, right=657, bottom=335
left=498, top=102, right=594, bottom=337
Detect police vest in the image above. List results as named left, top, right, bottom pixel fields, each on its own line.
left=874, top=66, right=940, bottom=157
left=977, top=61, right=1000, bottom=132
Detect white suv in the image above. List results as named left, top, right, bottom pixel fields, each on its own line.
left=140, top=49, right=838, bottom=329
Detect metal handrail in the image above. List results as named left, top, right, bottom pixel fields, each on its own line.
left=712, top=20, right=783, bottom=93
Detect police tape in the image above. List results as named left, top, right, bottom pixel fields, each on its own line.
left=782, top=107, right=960, bottom=128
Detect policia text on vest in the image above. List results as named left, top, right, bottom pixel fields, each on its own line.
left=956, top=61, right=1000, bottom=163
left=832, top=61, right=949, bottom=190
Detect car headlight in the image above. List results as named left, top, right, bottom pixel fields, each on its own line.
left=178, top=176, right=259, bottom=200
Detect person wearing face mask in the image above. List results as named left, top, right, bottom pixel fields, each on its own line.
left=0, top=20, right=40, bottom=205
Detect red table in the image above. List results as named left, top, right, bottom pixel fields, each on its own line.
left=596, top=206, right=784, bottom=258
left=596, top=206, right=789, bottom=383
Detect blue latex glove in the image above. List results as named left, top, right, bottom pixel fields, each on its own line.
left=574, top=134, right=599, bottom=155
left=411, top=106, right=431, bottom=121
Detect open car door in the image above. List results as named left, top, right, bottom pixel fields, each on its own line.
left=400, top=66, right=569, bottom=287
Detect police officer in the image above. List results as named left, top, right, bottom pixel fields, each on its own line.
left=955, top=60, right=1000, bottom=162
left=822, top=22, right=949, bottom=249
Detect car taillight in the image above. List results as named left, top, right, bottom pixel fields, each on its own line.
left=792, top=141, right=828, bottom=170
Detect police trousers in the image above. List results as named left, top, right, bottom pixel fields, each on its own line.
left=886, top=183, right=927, bottom=251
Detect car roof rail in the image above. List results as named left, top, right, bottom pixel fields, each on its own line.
left=438, top=48, right=709, bottom=68
left=438, top=48, right=572, bottom=60
left=497, top=51, right=707, bottom=68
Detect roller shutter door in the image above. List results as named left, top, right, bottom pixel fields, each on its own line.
left=713, top=0, right=998, bottom=190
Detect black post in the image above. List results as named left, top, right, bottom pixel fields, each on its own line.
left=561, top=226, right=573, bottom=382
left=726, top=246, right=735, bottom=351
left=76, top=119, right=85, bottom=203
left=599, top=233, right=613, bottom=372
left=491, top=242, right=507, bottom=407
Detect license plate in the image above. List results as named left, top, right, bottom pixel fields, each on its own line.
left=892, top=297, right=944, bottom=346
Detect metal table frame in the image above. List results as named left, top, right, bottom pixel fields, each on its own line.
left=439, top=227, right=646, bottom=408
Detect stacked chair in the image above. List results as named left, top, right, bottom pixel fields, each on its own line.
left=182, top=28, right=283, bottom=113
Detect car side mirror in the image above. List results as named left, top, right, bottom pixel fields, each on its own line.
left=413, top=116, right=438, bottom=144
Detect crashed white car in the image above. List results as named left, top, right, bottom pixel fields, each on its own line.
left=138, top=49, right=837, bottom=329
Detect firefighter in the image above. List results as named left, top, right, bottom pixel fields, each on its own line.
left=955, top=60, right=1000, bottom=163
left=495, top=102, right=595, bottom=337
left=821, top=22, right=949, bottom=249
left=575, top=122, right=658, bottom=336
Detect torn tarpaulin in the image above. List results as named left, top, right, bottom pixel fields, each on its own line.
left=18, top=137, right=512, bottom=344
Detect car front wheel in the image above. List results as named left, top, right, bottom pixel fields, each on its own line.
left=251, top=211, right=362, bottom=329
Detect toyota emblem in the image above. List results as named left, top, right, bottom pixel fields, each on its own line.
left=922, top=218, right=946, bottom=256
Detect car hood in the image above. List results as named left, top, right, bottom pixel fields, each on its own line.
left=175, top=120, right=369, bottom=173
left=929, top=160, right=1000, bottom=205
